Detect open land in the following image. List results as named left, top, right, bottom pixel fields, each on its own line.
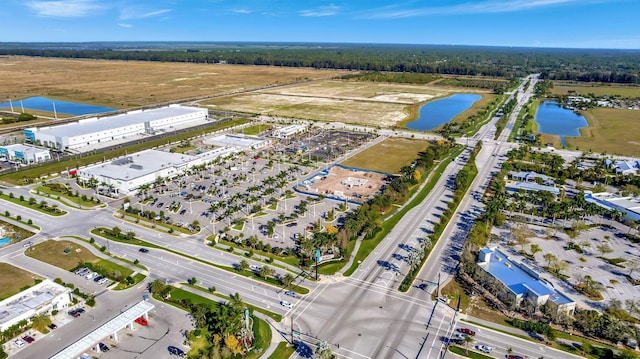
left=0, top=262, right=42, bottom=300
left=25, top=239, right=100, bottom=270
left=565, top=108, right=640, bottom=155
left=202, top=79, right=490, bottom=128
left=341, top=137, right=432, bottom=174
left=551, top=82, right=640, bottom=98
left=0, top=56, right=348, bottom=109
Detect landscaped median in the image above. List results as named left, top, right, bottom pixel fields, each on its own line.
left=33, top=184, right=104, bottom=209
left=399, top=143, right=480, bottom=291
left=91, top=227, right=310, bottom=295
left=0, top=191, right=67, bottom=216
left=448, top=345, right=493, bottom=359
left=343, top=146, right=465, bottom=276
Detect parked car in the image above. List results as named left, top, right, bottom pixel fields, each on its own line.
left=14, top=339, right=25, bottom=348
left=93, top=276, right=104, bottom=282
left=135, top=316, right=148, bottom=326
left=139, top=247, right=149, bottom=253
left=76, top=308, right=85, bottom=314
left=48, top=323, right=58, bottom=330
left=98, top=277, right=109, bottom=285
left=280, top=301, right=294, bottom=308
left=475, top=345, right=492, bottom=353
left=507, top=356, right=524, bottom=359
left=85, top=272, right=98, bottom=280
left=68, top=309, right=81, bottom=318
left=168, top=345, right=186, bottom=357
left=75, top=267, right=89, bottom=275
left=98, top=343, right=109, bottom=352
left=456, top=327, right=476, bottom=336
left=284, top=291, right=299, bottom=298
left=22, top=241, right=33, bottom=247
left=22, top=335, right=34, bottom=344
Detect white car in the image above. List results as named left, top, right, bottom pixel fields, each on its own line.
left=14, top=339, right=25, bottom=348
left=475, top=345, right=492, bottom=353
left=284, top=291, right=299, bottom=298
left=280, top=301, right=294, bottom=309
left=98, top=278, right=109, bottom=285
left=85, top=272, right=98, bottom=280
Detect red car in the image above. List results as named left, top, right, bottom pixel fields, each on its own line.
left=507, top=356, right=524, bottom=359
left=456, top=327, right=476, bottom=336
left=135, top=317, right=148, bottom=326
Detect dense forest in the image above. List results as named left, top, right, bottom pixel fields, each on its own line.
left=0, top=42, right=639, bottom=84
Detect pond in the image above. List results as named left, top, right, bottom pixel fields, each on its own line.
left=534, top=101, right=588, bottom=147
left=0, top=237, right=9, bottom=247
left=0, top=96, right=116, bottom=116
left=406, top=93, right=482, bottom=131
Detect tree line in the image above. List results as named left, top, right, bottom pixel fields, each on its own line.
left=2, top=43, right=638, bottom=83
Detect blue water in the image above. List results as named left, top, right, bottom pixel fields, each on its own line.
left=534, top=101, right=588, bottom=147
left=406, top=94, right=482, bottom=131
left=0, top=237, right=9, bottom=247
left=0, top=96, right=116, bottom=116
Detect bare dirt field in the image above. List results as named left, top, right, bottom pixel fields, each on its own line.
left=203, top=79, right=492, bottom=128
left=565, top=108, right=640, bottom=156
left=296, top=165, right=389, bottom=203
left=0, top=56, right=347, bottom=109
left=341, top=137, right=432, bottom=174
left=551, top=82, right=640, bottom=98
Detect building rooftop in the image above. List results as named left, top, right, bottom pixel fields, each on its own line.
left=203, top=133, right=268, bottom=148
left=506, top=181, right=560, bottom=195
left=33, top=105, right=204, bottom=138
left=1, top=143, right=49, bottom=154
left=585, top=191, right=640, bottom=215
left=479, top=248, right=572, bottom=305
left=80, top=149, right=195, bottom=181
left=0, top=280, right=70, bottom=327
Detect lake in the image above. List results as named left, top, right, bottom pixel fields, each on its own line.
left=406, top=93, right=482, bottom=131
left=0, top=96, right=116, bottom=116
left=534, top=101, right=588, bottom=147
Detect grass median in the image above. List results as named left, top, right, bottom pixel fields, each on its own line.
left=0, top=192, right=67, bottom=216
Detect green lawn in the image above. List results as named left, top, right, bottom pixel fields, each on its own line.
left=236, top=124, right=272, bottom=136
left=341, top=137, right=432, bottom=174
left=246, top=317, right=273, bottom=359
left=185, top=284, right=283, bottom=322
left=268, top=342, right=295, bottom=359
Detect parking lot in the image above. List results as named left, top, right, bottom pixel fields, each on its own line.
left=493, top=221, right=640, bottom=309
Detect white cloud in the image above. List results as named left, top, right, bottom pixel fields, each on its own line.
left=364, top=0, right=601, bottom=18
left=26, top=0, right=104, bottom=18
left=118, top=23, right=132, bottom=28
left=231, top=8, right=252, bottom=14
left=299, top=4, right=340, bottom=17
left=119, top=7, right=171, bottom=20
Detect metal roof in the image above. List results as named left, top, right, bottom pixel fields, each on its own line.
left=35, top=105, right=204, bottom=138
left=50, top=300, right=154, bottom=359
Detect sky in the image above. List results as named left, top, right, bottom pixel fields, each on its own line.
left=0, top=0, right=638, bottom=49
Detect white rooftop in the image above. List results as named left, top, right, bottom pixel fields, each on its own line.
left=1, top=143, right=49, bottom=154
left=81, top=149, right=195, bottom=181
left=50, top=300, right=154, bottom=359
left=0, top=280, right=70, bottom=327
left=34, top=105, right=204, bottom=138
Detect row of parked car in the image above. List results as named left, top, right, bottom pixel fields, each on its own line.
left=74, top=267, right=109, bottom=285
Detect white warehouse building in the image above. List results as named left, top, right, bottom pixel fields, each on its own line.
left=0, top=279, right=72, bottom=332
left=0, top=144, right=51, bottom=164
left=25, top=105, right=208, bottom=152
left=78, top=147, right=240, bottom=195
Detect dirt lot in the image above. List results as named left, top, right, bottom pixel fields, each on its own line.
left=0, top=263, right=42, bottom=300
left=297, top=165, right=389, bottom=203
left=202, top=79, right=472, bottom=127
left=0, top=56, right=347, bottom=109
left=565, top=108, right=640, bottom=156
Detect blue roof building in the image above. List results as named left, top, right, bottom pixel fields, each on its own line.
left=477, top=247, right=575, bottom=315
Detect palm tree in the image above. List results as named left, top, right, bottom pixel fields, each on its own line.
left=30, top=312, right=51, bottom=332
left=238, top=259, right=250, bottom=272
left=259, top=265, right=271, bottom=279
left=463, top=335, right=474, bottom=355
left=111, top=226, right=122, bottom=238
left=281, top=273, right=295, bottom=288
left=150, top=279, right=166, bottom=296
left=315, top=340, right=333, bottom=359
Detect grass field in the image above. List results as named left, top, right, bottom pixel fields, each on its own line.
left=565, top=108, right=640, bottom=155
left=0, top=56, right=348, bottom=109
left=235, top=123, right=272, bottom=136
left=341, top=137, right=432, bottom=174
left=552, top=82, right=640, bottom=98
left=268, top=342, right=296, bottom=359
left=0, top=263, right=42, bottom=300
